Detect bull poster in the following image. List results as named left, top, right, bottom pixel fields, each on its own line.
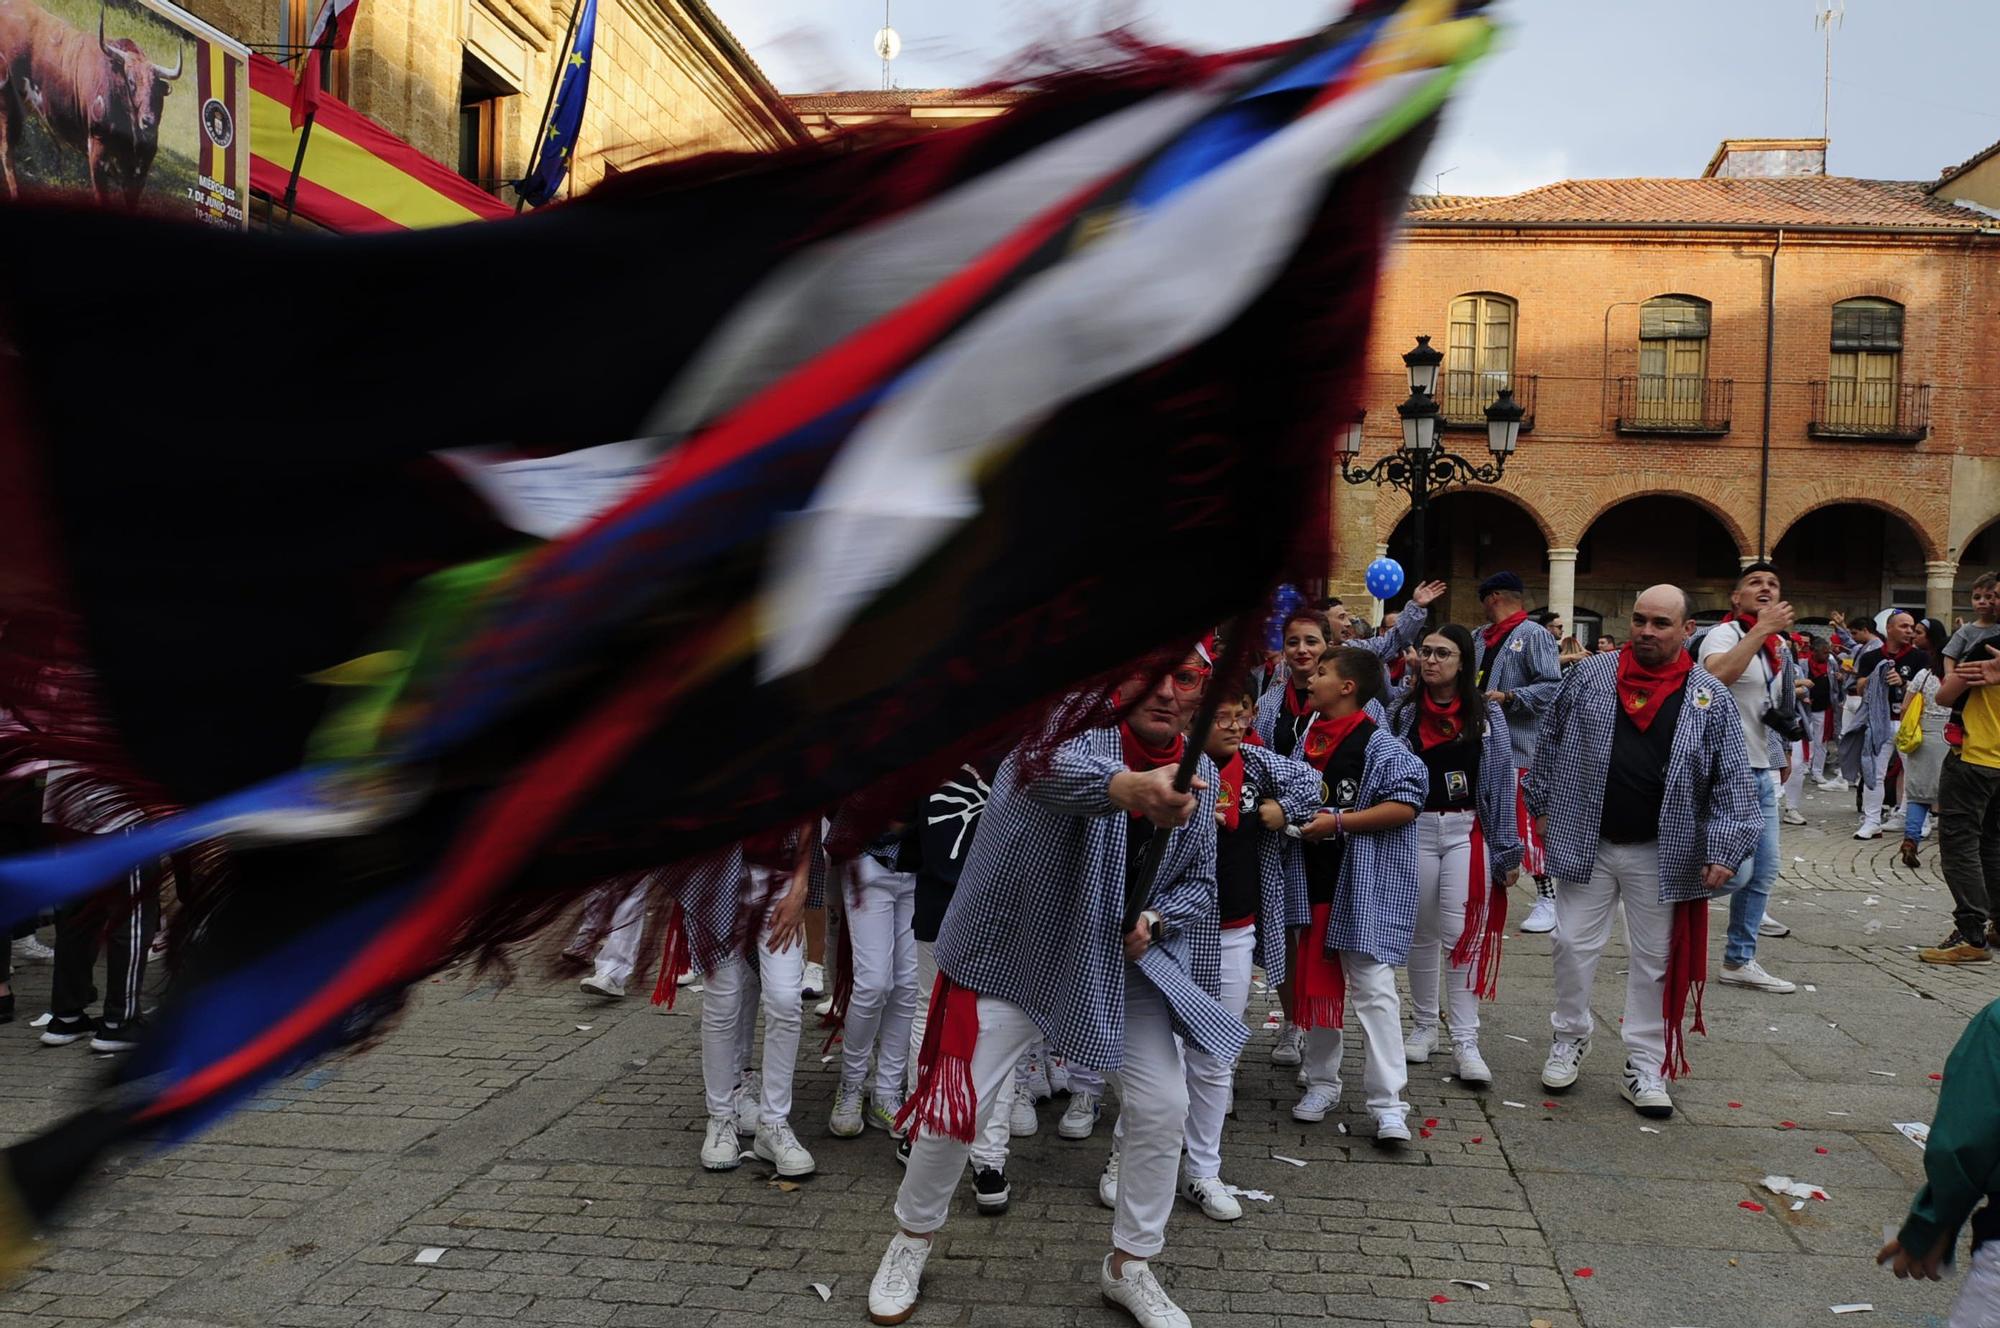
left=0, top=0, right=248, bottom=228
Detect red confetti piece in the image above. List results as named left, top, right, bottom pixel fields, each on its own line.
left=1431, top=1295, right=1451, bottom=1304
left=1419, top=1128, right=1433, bottom=1138
left=1930, top=1073, right=1944, bottom=1081
left=1739, top=1200, right=1765, bottom=1212
left=1425, top=1118, right=1439, bottom=1128
left=1574, top=1267, right=1594, bottom=1278
left=1815, top=1146, right=1829, bottom=1155
left=1471, top=1136, right=1484, bottom=1143
left=1542, top=1101, right=1558, bottom=1109
left=1779, top=1121, right=1798, bottom=1130
left=1728, top=1102, right=1743, bottom=1109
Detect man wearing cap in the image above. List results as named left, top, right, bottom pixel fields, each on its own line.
left=1472, top=571, right=1564, bottom=934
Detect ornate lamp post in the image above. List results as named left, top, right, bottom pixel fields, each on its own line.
left=1334, top=336, right=1526, bottom=587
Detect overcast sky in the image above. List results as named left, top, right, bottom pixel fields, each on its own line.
left=714, top=0, right=2000, bottom=194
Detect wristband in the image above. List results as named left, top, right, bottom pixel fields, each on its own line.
left=1333, top=808, right=1345, bottom=837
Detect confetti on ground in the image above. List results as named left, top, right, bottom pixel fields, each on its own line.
left=1780, top=1120, right=1799, bottom=1129
left=1504, top=1034, right=1530, bottom=1043
left=1739, top=1200, right=1766, bottom=1212
left=1336, top=1122, right=1350, bottom=1135
left=1804, top=984, right=1817, bottom=992
left=1419, top=1128, right=1433, bottom=1138
left=1868, top=1071, right=1897, bottom=1078
left=1762, top=1175, right=1830, bottom=1201
left=1894, top=1122, right=1931, bottom=1148
left=770, top=1179, right=800, bottom=1192
left=1543, top=1100, right=1558, bottom=1109
left=414, top=1248, right=446, bottom=1265
left=1471, top=1136, right=1484, bottom=1143
left=574, top=1024, right=594, bottom=1032
left=1640, top=1126, right=1662, bottom=1134
left=1573, top=1267, right=1594, bottom=1278
left=1816, top=1146, right=1830, bottom=1154
left=1221, top=1185, right=1275, bottom=1202
left=1729, top=1102, right=1743, bottom=1109
left=1792, top=1200, right=1806, bottom=1212
left=820, top=1055, right=836, bottom=1063
left=1827, top=1111, right=1852, bottom=1117
left=1430, top=1295, right=1451, bottom=1304
left=812, top=1284, right=832, bottom=1302
left=1448, top=1280, right=1491, bottom=1291
left=1425, top=1118, right=1439, bottom=1128
left=1272, top=1153, right=1308, bottom=1167
left=1503, top=1100, right=1529, bottom=1109
left=1830, top=1305, right=1874, bottom=1315
left=1929, top=1073, right=1944, bottom=1081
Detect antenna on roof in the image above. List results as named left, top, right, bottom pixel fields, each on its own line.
left=1433, top=165, right=1459, bottom=197
left=874, top=0, right=900, bottom=92
left=1816, top=0, right=1843, bottom=154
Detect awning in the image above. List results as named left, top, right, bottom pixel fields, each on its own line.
left=248, top=53, right=513, bottom=231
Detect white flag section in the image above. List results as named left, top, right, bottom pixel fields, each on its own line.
left=302, top=0, right=357, bottom=47
left=756, top=71, right=1423, bottom=681
left=439, top=440, right=670, bottom=540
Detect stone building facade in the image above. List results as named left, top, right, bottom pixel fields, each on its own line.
left=1334, top=138, right=2000, bottom=636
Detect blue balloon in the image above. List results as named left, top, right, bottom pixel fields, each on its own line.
left=1364, top=557, right=1405, bottom=600
left=1264, top=583, right=1305, bottom=650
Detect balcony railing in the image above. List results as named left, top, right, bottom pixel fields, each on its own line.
left=1615, top=376, right=1733, bottom=435
left=1439, top=370, right=1536, bottom=433
left=1808, top=380, right=1931, bottom=441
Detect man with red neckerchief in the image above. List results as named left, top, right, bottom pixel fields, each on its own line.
left=1528, top=585, right=1762, bottom=1121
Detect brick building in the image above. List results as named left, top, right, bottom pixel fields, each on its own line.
left=1337, top=137, right=2000, bottom=637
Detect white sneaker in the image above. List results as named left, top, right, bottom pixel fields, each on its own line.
left=813, top=995, right=833, bottom=1017
left=1098, top=1152, right=1119, bottom=1209
left=1100, top=1255, right=1190, bottom=1328
left=1270, top=1023, right=1304, bottom=1065
left=1817, top=777, right=1849, bottom=791
left=1453, top=1040, right=1493, bottom=1087
left=1049, top=1056, right=1071, bottom=1095
left=1292, top=1084, right=1340, bottom=1122
left=1719, top=959, right=1796, bottom=994
left=829, top=1081, right=865, bottom=1138
left=1059, top=1090, right=1102, bottom=1139
left=1008, top=1093, right=1039, bottom=1138
left=1882, top=814, right=1907, bottom=833
left=1295, top=1064, right=1309, bottom=1088
left=1758, top=915, right=1791, bottom=938
left=579, top=970, right=626, bottom=998
left=1542, top=1035, right=1589, bottom=1090
left=1854, top=824, right=1882, bottom=840
left=13, top=935, right=53, bottom=962
left=1022, top=1049, right=1052, bottom=1102
left=1403, top=1024, right=1438, bottom=1064
left=1181, top=1175, right=1242, bottom=1222
left=865, top=1091, right=904, bottom=1136
left=1519, top=895, right=1558, bottom=934
left=1781, top=808, right=1807, bottom=827
left=801, top=961, right=826, bottom=999
left=1619, top=1060, right=1674, bottom=1119
left=701, top=1115, right=742, bottom=1170
left=733, top=1081, right=760, bottom=1136
left=868, top=1232, right=930, bottom=1325
left=753, top=1120, right=816, bottom=1177
left=1374, top=1109, right=1412, bottom=1144
left=676, top=968, right=696, bottom=987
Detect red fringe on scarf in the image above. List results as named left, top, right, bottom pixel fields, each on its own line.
left=1661, top=897, right=1708, bottom=1080
left=1450, top=818, right=1507, bottom=1000
left=818, top=862, right=858, bottom=1052
left=648, top=901, right=690, bottom=1009
left=894, top=974, right=979, bottom=1143
left=1291, top=904, right=1345, bottom=1031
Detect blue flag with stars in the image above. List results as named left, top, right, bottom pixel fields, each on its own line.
left=518, top=0, right=596, bottom=207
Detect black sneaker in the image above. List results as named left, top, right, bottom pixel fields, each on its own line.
left=895, top=1135, right=912, bottom=1167
left=972, top=1165, right=1010, bottom=1214
left=40, top=1013, right=95, bottom=1046
left=0, top=991, right=13, bottom=1025
left=90, top=1016, right=148, bottom=1053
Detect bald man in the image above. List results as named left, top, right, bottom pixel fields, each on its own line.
left=1526, top=585, right=1763, bottom=1120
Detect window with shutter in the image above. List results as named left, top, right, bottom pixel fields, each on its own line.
left=1828, top=299, right=1902, bottom=431
left=1636, top=296, right=1710, bottom=425
left=1444, top=293, right=1516, bottom=420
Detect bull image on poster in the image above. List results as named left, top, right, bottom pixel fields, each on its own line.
left=0, top=0, right=246, bottom=227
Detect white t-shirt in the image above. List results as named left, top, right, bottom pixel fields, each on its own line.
left=1699, top=621, right=1776, bottom=770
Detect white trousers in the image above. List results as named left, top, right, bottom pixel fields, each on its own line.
left=1406, top=809, right=1480, bottom=1042
left=700, top=883, right=804, bottom=1126
left=1550, top=840, right=1671, bottom=1073
left=589, top=876, right=652, bottom=985
left=896, top=981, right=1188, bottom=1258
left=1783, top=742, right=1807, bottom=813
left=1303, top=952, right=1406, bottom=1116
left=1180, top=923, right=1255, bottom=1181
left=909, top=940, right=1013, bottom=1170
left=1952, top=1240, right=2000, bottom=1328
left=1863, top=739, right=1899, bottom=825
left=842, top=858, right=918, bottom=1098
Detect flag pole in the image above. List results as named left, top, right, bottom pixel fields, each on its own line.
left=277, top=22, right=337, bottom=231
left=515, top=0, right=585, bottom=213
left=1121, top=610, right=1262, bottom=935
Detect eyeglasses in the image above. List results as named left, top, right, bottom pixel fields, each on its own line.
left=1167, top=667, right=1209, bottom=694
left=1213, top=713, right=1249, bottom=730
left=1415, top=645, right=1459, bottom=660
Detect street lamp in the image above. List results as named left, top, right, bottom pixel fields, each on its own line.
left=1338, top=335, right=1522, bottom=589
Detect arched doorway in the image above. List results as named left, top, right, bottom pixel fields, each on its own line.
left=1772, top=503, right=1934, bottom=622
left=1575, top=495, right=1743, bottom=628
left=1385, top=490, right=1550, bottom=628
left=1955, top=519, right=2000, bottom=618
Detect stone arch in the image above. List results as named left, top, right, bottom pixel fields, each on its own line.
left=1563, top=475, right=1752, bottom=557
left=1370, top=478, right=1558, bottom=549
left=1768, top=486, right=1943, bottom=563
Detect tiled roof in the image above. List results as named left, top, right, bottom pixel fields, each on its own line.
left=785, top=89, right=1031, bottom=112
left=1406, top=176, right=1993, bottom=229
left=1934, top=138, right=2000, bottom=191
left=1406, top=193, right=1495, bottom=212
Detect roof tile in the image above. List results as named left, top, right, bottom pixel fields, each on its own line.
left=1407, top=176, right=1990, bottom=229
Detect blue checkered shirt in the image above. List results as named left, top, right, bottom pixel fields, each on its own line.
left=1252, top=604, right=1429, bottom=747
left=1381, top=695, right=1523, bottom=883
left=1317, top=728, right=1429, bottom=966
left=1237, top=743, right=1323, bottom=984
left=1473, top=618, right=1563, bottom=767
left=1524, top=653, right=1764, bottom=903
left=934, top=726, right=1247, bottom=1071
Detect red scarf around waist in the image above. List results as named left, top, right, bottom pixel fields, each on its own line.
left=1449, top=815, right=1508, bottom=1000
left=1480, top=610, right=1528, bottom=653
left=1721, top=612, right=1781, bottom=673
left=1416, top=691, right=1464, bottom=750
left=1300, top=709, right=1369, bottom=769
left=895, top=974, right=981, bottom=1143
left=1615, top=647, right=1692, bottom=732
left=1663, top=898, right=1708, bottom=1080
left=1216, top=749, right=1245, bottom=832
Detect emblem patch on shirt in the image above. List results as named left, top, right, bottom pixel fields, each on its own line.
left=1334, top=777, right=1360, bottom=808
left=1508, top=638, right=1524, bottom=653
left=1238, top=782, right=1259, bottom=816
left=1445, top=770, right=1469, bottom=800
left=1692, top=687, right=1713, bottom=709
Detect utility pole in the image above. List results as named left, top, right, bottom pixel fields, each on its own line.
left=1816, top=1, right=1844, bottom=151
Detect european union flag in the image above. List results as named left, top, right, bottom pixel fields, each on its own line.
left=517, top=0, right=596, bottom=207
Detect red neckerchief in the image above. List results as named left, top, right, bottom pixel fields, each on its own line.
left=1721, top=611, right=1782, bottom=673
left=1615, top=646, right=1693, bottom=731
left=1284, top=682, right=1313, bottom=718
left=1216, top=749, right=1246, bottom=832
left=1119, top=721, right=1186, bottom=821
left=1808, top=655, right=1829, bottom=680
left=1888, top=644, right=1916, bottom=666
left=1480, top=609, right=1529, bottom=653
left=1416, top=691, right=1463, bottom=750
left=1387, top=655, right=1407, bottom=686
left=1300, top=709, right=1369, bottom=769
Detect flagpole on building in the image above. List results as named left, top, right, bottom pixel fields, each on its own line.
left=516, top=0, right=585, bottom=213
left=278, top=22, right=337, bottom=231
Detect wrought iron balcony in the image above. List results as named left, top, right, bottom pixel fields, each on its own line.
left=1808, top=380, right=1931, bottom=441
left=1438, top=370, right=1536, bottom=433
left=1615, top=376, right=1733, bottom=436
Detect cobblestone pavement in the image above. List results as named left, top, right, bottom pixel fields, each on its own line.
left=0, top=776, right=1985, bottom=1328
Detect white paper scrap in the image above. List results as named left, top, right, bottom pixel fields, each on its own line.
left=1830, top=1305, right=1873, bottom=1315
left=1640, top=1126, right=1662, bottom=1134
left=820, top=1055, right=836, bottom=1064
left=1504, top=1034, right=1530, bottom=1043
left=1448, top=1279, right=1491, bottom=1291
left=1503, top=1100, right=1529, bottom=1109
left=414, top=1248, right=446, bottom=1265
left=1792, top=1200, right=1806, bottom=1212
left=1805, top=984, right=1818, bottom=992
left=812, top=1284, right=832, bottom=1303
left=1222, top=1185, right=1275, bottom=1202
left=1868, top=1070, right=1897, bottom=1077
left=1895, top=1122, right=1931, bottom=1148
left=1827, top=1111, right=1853, bottom=1117
left=575, top=1024, right=593, bottom=1032
left=1271, top=1153, right=1309, bottom=1167
left=1762, top=1175, right=1830, bottom=1201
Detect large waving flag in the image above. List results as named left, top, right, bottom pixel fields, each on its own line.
left=516, top=0, right=597, bottom=207
left=0, top=0, right=1493, bottom=1243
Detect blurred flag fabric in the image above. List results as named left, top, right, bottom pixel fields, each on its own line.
left=516, top=0, right=599, bottom=207
left=290, top=0, right=360, bottom=128
left=0, top=0, right=1492, bottom=1243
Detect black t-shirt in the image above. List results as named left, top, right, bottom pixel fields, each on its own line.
left=1303, top=718, right=1374, bottom=906
left=914, top=761, right=994, bottom=944
left=1601, top=688, right=1684, bottom=844
left=1274, top=687, right=1313, bottom=759
left=1418, top=736, right=1479, bottom=812
left=1882, top=648, right=1931, bottom=712
left=1215, top=765, right=1262, bottom=926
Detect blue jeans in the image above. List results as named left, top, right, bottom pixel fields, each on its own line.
left=1725, top=770, right=1781, bottom=966
left=1906, top=801, right=1930, bottom=842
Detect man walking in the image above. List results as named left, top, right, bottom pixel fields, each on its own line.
left=1920, top=644, right=2000, bottom=963
left=1697, top=561, right=1800, bottom=994
left=1856, top=610, right=1926, bottom=841
left=1529, top=585, right=1762, bottom=1119
left=1470, top=571, right=1563, bottom=933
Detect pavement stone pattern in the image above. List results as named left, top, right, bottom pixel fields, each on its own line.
left=0, top=775, right=1984, bottom=1327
